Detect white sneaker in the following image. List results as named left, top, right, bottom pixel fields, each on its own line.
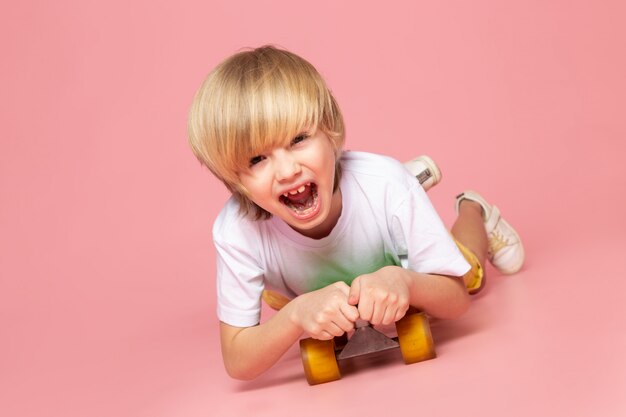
left=404, top=155, right=442, bottom=191
left=455, top=191, right=525, bottom=274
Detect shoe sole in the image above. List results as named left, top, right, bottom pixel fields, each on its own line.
left=404, top=155, right=442, bottom=190
left=493, top=221, right=525, bottom=275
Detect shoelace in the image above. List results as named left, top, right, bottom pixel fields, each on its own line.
left=488, top=229, right=509, bottom=258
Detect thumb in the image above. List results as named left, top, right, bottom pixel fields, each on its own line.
left=348, top=277, right=360, bottom=306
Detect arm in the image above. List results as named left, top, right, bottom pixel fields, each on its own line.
left=220, top=282, right=359, bottom=380
left=348, top=265, right=470, bottom=325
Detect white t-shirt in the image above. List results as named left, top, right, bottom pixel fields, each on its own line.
left=213, top=151, right=471, bottom=327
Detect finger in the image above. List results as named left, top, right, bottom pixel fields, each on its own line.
left=315, top=330, right=335, bottom=340
left=311, top=321, right=342, bottom=339
left=348, top=278, right=360, bottom=306
left=340, top=302, right=360, bottom=324
left=370, top=303, right=386, bottom=326
left=325, top=322, right=345, bottom=338
left=333, top=280, right=351, bottom=295
left=394, top=303, right=410, bottom=323
left=382, top=305, right=397, bottom=325
left=358, top=297, right=374, bottom=322
left=331, top=315, right=355, bottom=334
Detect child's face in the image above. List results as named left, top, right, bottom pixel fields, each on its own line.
left=239, top=129, right=341, bottom=238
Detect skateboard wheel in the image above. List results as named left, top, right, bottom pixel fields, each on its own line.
left=395, top=312, right=436, bottom=364
left=299, top=338, right=341, bottom=385
left=262, top=290, right=291, bottom=311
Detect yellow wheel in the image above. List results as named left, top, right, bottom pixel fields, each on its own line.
left=262, top=290, right=291, bottom=311
left=299, top=338, right=341, bottom=385
left=395, top=312, right=437, bottom=364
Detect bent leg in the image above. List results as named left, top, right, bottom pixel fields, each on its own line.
left=451, top=200, right=488, bottom=291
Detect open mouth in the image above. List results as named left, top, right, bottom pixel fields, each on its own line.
left=279, top=182, right=319, bottom=217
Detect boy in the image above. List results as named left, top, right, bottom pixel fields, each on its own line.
left=188, top=46, right=524, bottom=380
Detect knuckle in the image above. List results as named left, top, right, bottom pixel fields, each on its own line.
left=309, top=324, right=321, bottom=335
left=333, top=281, right=348, bottom=290
left=321, top=306, right=334, bottom=317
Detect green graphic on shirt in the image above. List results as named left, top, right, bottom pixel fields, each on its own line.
left=307, top=251, right=400, bottom=292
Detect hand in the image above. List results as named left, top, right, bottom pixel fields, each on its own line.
left=291, top=281, right=359, bottom=340
left=348, top=266, right=411, bottom=326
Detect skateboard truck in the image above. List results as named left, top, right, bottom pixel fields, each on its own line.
left=336, top=319, right=399, bottom=360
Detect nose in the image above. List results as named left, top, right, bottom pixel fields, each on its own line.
left=273, top=150, right=301, bottom=182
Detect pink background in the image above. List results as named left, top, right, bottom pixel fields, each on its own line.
left=2, top=1, right=625, bottom=416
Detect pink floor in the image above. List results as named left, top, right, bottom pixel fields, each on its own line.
left=2, top=1, right=625, bottom=416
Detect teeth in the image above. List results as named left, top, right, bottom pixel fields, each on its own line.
left=284, top=184, right=308, bottom=196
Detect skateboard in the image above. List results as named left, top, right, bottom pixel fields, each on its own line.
left=299, top=309, right=436, bottom=385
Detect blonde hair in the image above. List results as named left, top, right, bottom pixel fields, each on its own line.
left=188, top=46, right=345, bottom=219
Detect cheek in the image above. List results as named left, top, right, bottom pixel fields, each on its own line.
left=238, top=176, right=264, bottom=201
left=325, top=151, right=339, bottom=180
left=315, top=143, right=337, bottom=170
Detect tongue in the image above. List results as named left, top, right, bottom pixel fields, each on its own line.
left=287, top=186, right=313, bottom=206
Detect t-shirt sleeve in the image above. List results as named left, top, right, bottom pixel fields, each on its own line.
left=213, top=226, right=265, bottom=328
left=390, top=182, right=471, bottom=277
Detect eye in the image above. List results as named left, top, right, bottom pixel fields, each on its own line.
left=249, top=155, right=266, bottom=167
left=291, top=133, right=309, bottom=146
